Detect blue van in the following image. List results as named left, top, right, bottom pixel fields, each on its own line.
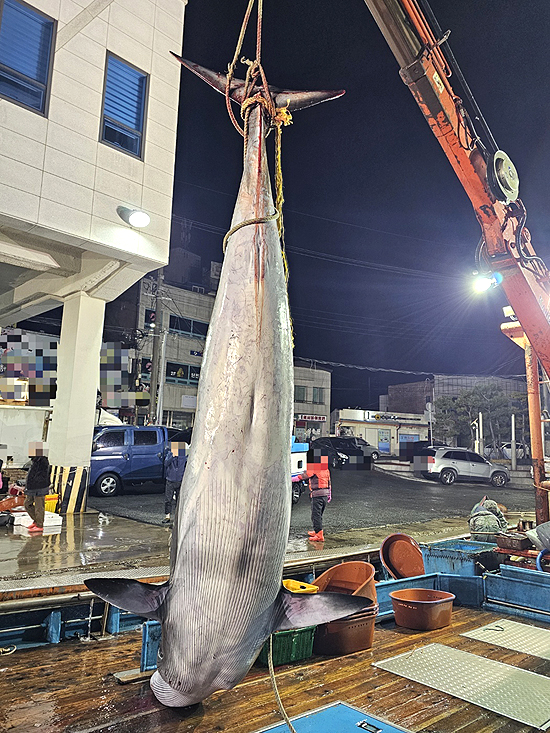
left=90, top=425, right=171, bottom=496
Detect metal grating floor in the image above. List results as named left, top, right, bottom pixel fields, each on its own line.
left=374, top=643, right=550, bottom=730
left=462, top=618, right=550, bottom=660
left=0, top=565, right=169, bottom=593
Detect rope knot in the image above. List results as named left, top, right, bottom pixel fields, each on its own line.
left=273, top=105, right=293, bottom=128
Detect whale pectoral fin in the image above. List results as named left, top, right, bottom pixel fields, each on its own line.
left=84, top=578, right=169, bottom=620
left=273, top=588, right=374, bottom=631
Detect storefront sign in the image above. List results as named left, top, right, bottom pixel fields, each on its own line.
left=298, top=414, right=326, bottom=422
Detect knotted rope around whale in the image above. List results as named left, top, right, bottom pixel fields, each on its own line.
left=222, top=0, right=292, bottom=284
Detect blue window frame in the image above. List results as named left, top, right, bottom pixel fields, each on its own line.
left=165, top=362, right=201, bottom=385
left=0, top=0, right=55, bottom=114
left=169, top=314, right=209, bottom=340
left=101, top=53, right=148, bottom=158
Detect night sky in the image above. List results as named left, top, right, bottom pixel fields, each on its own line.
left=170, top=1, right=550, bottom=409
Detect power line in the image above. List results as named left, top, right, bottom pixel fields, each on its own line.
left=174, top=181, right=466, bottom=249
left=295, top=356, right=526, bottom=380
left=172, top=214, right=458, bottom=281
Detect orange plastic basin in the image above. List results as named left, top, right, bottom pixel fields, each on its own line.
left=314, top=561, right=377, bottom=603
left=389, top=587, right=455, bottom=630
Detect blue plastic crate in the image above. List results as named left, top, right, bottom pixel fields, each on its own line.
left=421, top=539, right=500, bottom=576
left=258, top=701, right=410, bottom=731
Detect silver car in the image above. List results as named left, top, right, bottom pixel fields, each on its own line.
left=415, top=447, right=510, bottom=487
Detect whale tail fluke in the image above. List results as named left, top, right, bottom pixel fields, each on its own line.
left=273, top=586, right=374, bottom=631
left=171, top=54, right=345, bottom=113
left=85, top=577, right=169, bottom=620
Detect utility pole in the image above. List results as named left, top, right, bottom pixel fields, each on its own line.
left=148, top=269, right=164, bottom=424
left=478, top=411, right=484, bottom=456
left=155, top=327, right=168, bottom=425
left=511, top=413, right=517, bottom=471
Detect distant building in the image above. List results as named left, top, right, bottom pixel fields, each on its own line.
left=383, top=374, right=526, bottom=414
left=330, top=408, right=428, bottom=456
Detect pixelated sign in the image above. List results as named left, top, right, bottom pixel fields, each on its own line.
left=0, top=331, right=149, bottom=409
left=0, top=329, right=57, bottom=405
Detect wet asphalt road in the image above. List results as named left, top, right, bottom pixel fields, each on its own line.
left=87, top=468, right=535, bottom=536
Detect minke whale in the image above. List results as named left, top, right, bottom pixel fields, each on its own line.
left=86, top=59, right=372, bottom=707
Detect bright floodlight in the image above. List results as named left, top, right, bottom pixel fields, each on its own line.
left=473, top=275, right=494, bottom=292
left=117, top=205, right=151, bottom=228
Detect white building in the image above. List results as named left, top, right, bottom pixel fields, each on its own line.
left=331, top=408, right=428, bottom=456
left=0, top=0, right=186, bottom=508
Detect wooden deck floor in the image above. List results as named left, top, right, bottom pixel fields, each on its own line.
left=2, top=607, right=549, bottom=733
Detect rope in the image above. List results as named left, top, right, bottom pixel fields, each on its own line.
left=274, top=108, right=292, bottom=281
left=267, top=634, right=298, bottom=733
left=222, top=0, right=294, bottom=285
left=222, top=209, right=279, bottom=253
left=225, top=0, right=255, bottom=136
left=0, top=645, right=16, bottom=655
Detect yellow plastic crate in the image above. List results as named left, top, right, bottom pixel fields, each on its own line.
left=44, top=494, right=59, bottom=512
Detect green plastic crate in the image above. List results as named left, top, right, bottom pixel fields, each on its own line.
left=256, top=625, right=316, bottom=667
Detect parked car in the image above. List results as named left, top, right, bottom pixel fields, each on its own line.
left=90, top=425, right=171, bottom=496
left=316, top=436, right=380, bottom=462
left=309, top=438, right=351, bottom=468
left=414, top=446, right=510, bottom=487
left=484, top=442, right=529, bottom=460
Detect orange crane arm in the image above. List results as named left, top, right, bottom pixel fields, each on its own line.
left=363, top=0, right=550, bottom=371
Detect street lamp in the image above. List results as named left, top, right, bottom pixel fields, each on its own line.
left=472, top=271, right=503, bottom=292
left=116, top=206, right=151, bottom=228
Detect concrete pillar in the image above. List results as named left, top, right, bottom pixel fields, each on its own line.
left=48, top=291, right=105, bottom=513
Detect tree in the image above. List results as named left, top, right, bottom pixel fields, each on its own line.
left=434, top=385, right=527, bottom=450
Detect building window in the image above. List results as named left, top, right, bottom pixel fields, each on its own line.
left=0, top=0, right=55, bottom=114
left=165, top=361, right=201, bottom=385
left=140, top=357, right=152, bottom=379
left=313, top=387, right=324, bottom=404
left=101, top=53, right=147, bottom=158
left=294, top=385, right=307, bottom=403
left=169, top=314, right=209, bottom=340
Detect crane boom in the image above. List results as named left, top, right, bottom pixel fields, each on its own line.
left=363, top=0, right=550, bottom=374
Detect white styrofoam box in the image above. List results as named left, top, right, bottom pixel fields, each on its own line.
left=44, top=511, right=63, bottom=526
left=13, top=524, right=61, bottom=536
left=13, top=511, right=31, bottom=526
left=13, top=511, right=63, bottom=526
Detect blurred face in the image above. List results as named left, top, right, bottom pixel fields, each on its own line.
left=170, top=442, right=187, bottom=456
left=28, top=441, right=48, bottom=458
left=307, top=450, right=329, bottom=471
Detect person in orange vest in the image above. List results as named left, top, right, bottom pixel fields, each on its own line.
left=303, top=448, right=331, bottom=542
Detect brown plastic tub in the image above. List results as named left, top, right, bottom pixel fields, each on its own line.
left=314, top=561, right=377, bottom=603
left=389, top=588, right=455, bottom=630
left=314, top=603, right=379, bottom=655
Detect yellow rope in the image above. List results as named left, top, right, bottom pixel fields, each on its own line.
left=222, top=0, right=294, bottom=343
left=273, top=106, right=292, bottom=281
left=222, top=210, right=279, bottom=253
left=267, top=634, right=298, bottom=733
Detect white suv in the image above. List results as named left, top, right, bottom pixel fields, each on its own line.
left=415, top=447, right=510, bottom=487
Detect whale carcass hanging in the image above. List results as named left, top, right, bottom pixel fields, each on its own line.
left=85, top=60, right=372, bottom=707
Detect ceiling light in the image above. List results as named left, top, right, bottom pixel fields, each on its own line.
left=117, top=206, right=151, bottom=228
